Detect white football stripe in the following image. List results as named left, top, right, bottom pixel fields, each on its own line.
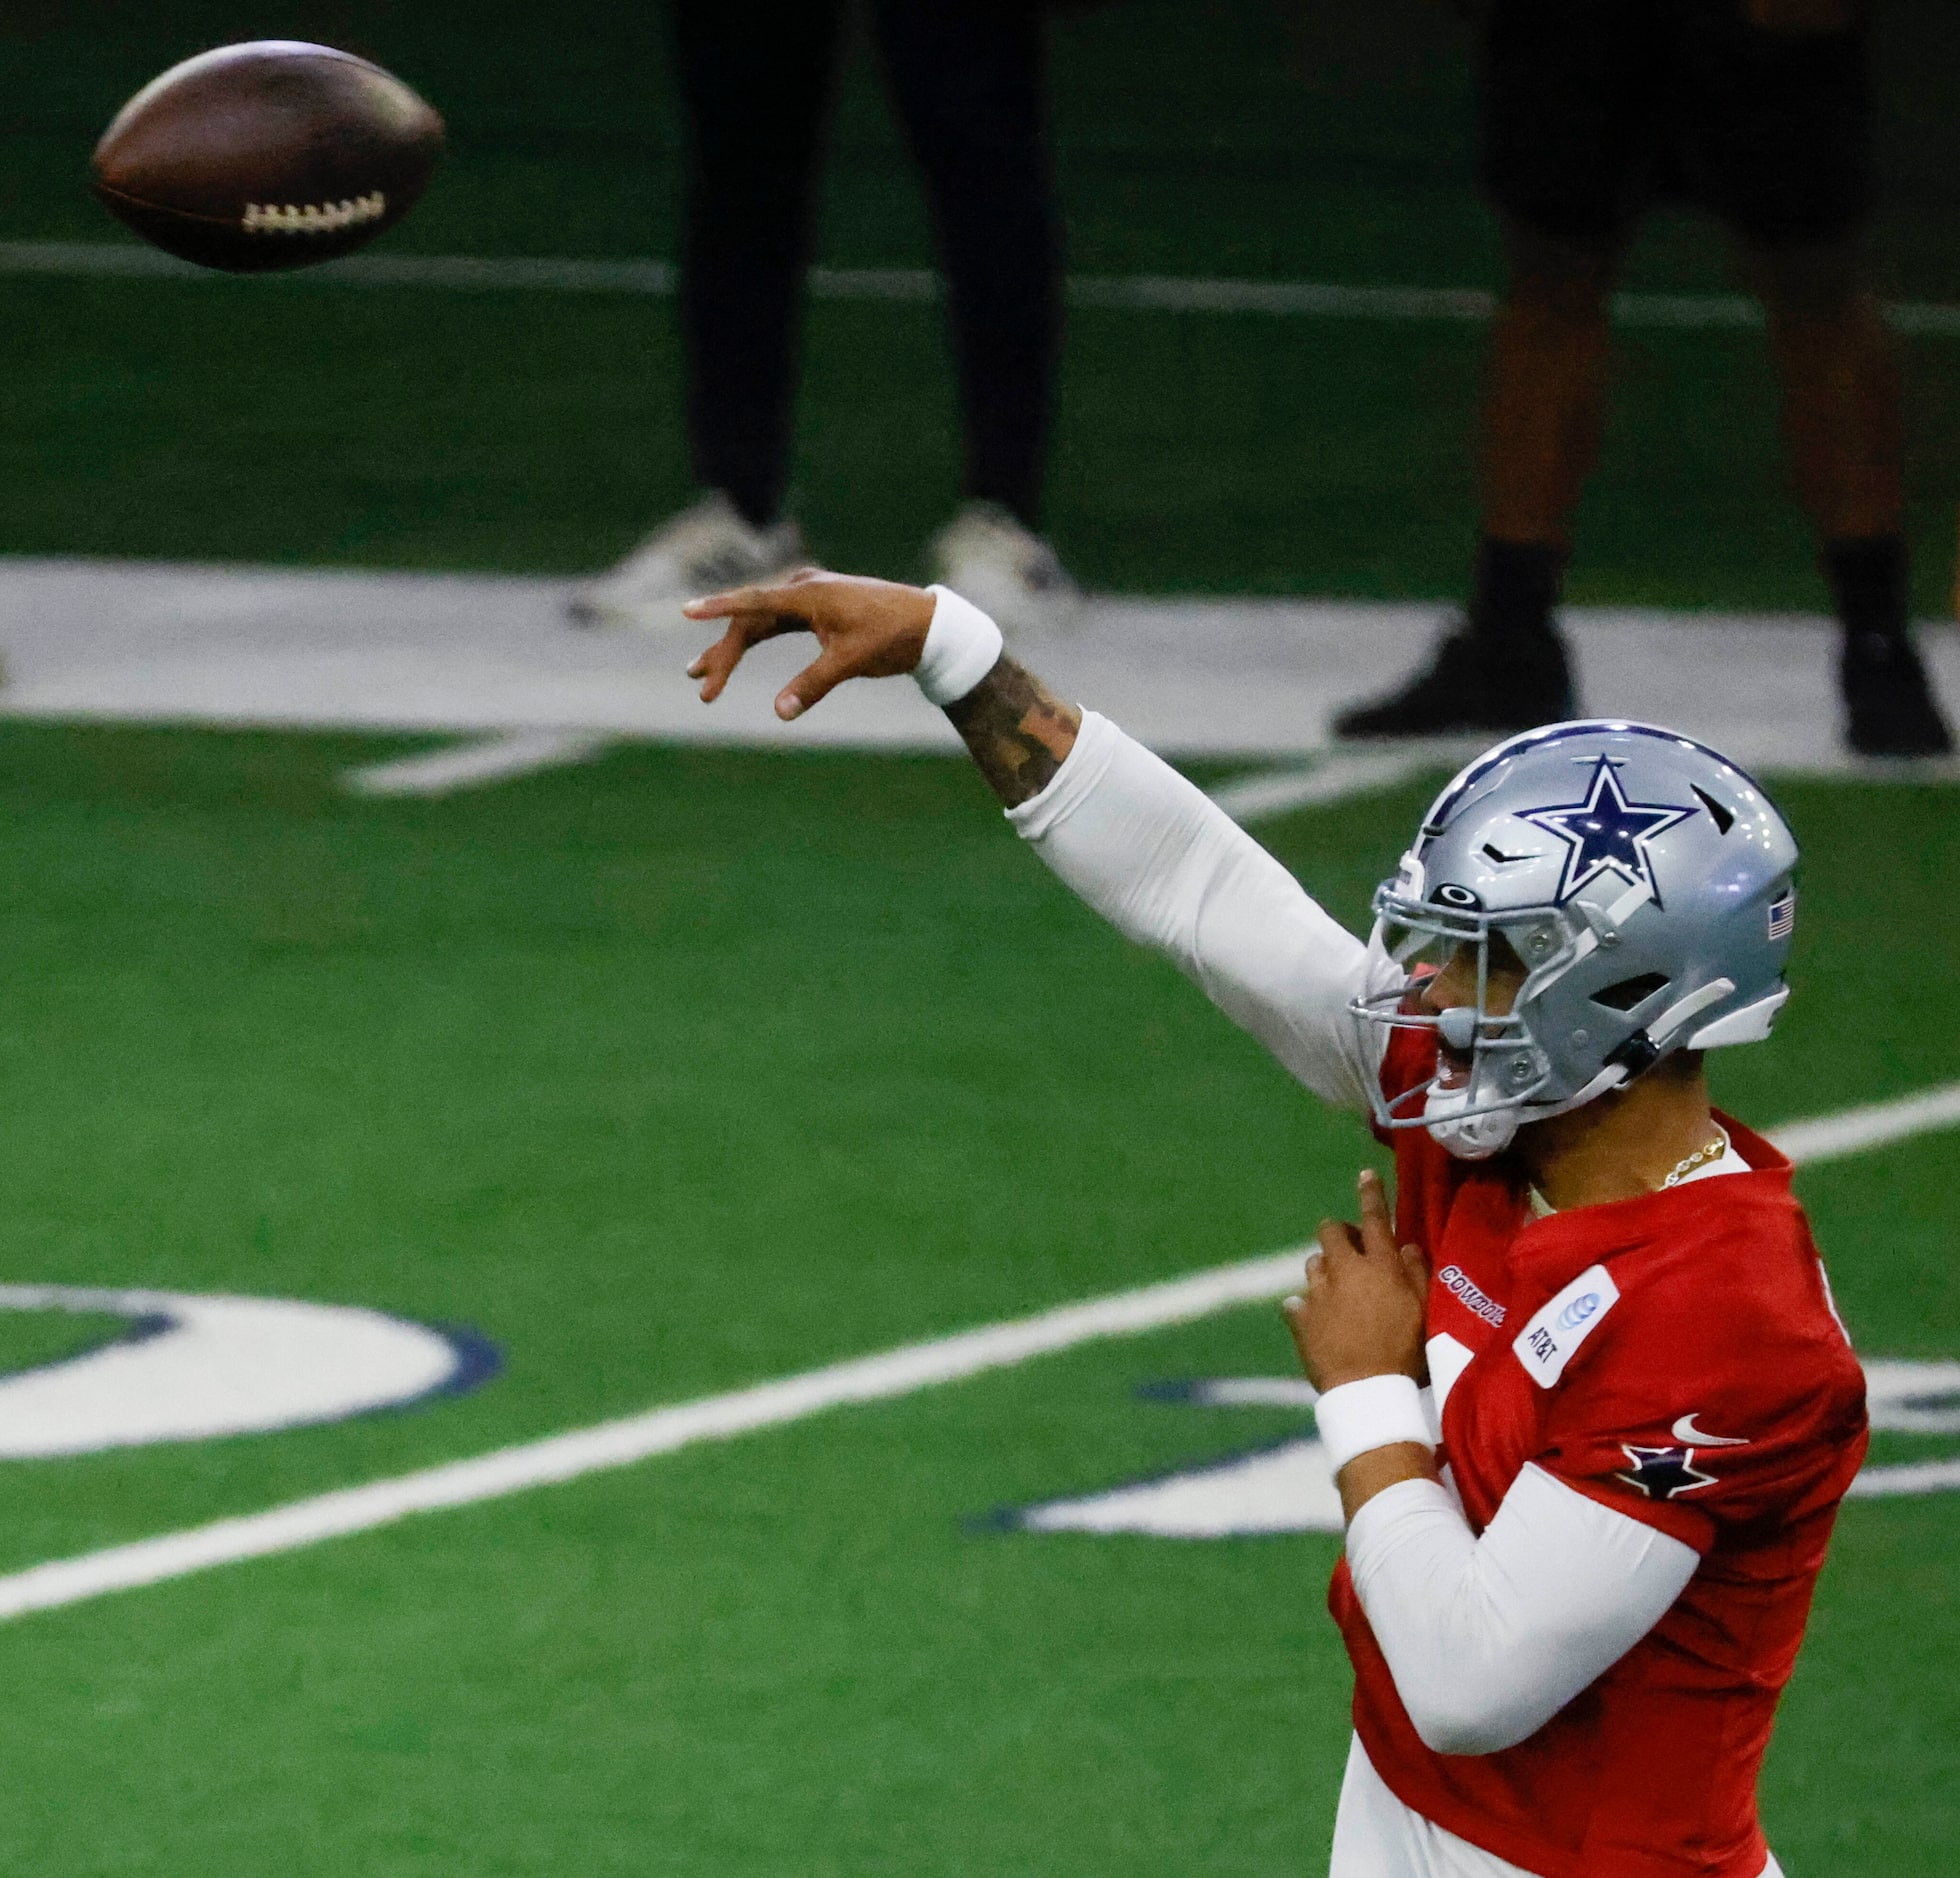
left=0, top=1078, right=1955, bottom=1620
left=3, top=242, right=1959, bottom=336
left=1765, top=1080, right=1960, bottom=1166
left=1206, top=750, right=1447, bottom=823
left=343, top=728, right=613, bottom=797
left=1847, top=1457, right=1960, bottom=1497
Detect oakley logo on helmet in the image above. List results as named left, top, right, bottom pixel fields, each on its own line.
left=1434, top=883, right=1483, bottom=910
left=1520, top=758, right=1698, bottom=909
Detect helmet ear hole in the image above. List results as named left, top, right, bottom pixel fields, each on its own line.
left=1591, top=971, right=1671, bottom=1012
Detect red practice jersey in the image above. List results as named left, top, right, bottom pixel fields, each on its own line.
left=1329, top=1030, right=1868, bottom=1878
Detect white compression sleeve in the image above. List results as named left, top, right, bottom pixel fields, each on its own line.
left=1006, top=712, right=1400, bottom=1110
left=1345, top=1463, right=1699, bottom=1756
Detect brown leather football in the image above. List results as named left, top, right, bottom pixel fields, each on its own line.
left=92, top=41, right=444, bottom=273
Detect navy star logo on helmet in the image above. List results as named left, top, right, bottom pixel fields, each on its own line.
left=1520, top=758, right=1697, bottom=908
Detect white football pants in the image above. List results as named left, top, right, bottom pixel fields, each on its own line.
left=1329, top=1736, right=1786, bottom=1878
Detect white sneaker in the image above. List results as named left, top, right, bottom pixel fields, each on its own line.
left=926, top=501, right=1081, bottom=637
left=568, top=492, right=806, bottom=630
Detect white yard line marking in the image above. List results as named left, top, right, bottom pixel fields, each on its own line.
left=0, top=242, right=680, bottom=295
left=343, top=729, right=614, bottom=798
left=0, top=1079, right=1953, bottom=1623
left=1846, top=1456, right=1960, bottom=1497
left=1765, top=1079, right=1960, bottom=1167
left=1207, top=750, right=1454, bottom=823
left=0, top=1252, right=1306, bottom=1622
left=4, top=242, right=1959, bottom=336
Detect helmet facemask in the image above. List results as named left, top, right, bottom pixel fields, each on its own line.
left=1350, top=886, right=1599, bottom=1161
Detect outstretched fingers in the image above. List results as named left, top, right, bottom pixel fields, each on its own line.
left=681, top=575, right=819, bottom=627
left=683, top=583, right=819, bottom=705
left=686, top=626, right=751, bottom=704
left=773, top=642, right=858, bottom=721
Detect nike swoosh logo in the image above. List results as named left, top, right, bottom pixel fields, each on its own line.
left=1672, top=1413, right=1748, bottom=1447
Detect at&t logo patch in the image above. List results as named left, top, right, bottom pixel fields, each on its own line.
left=1514, top=1264, right=1621, bottom=1387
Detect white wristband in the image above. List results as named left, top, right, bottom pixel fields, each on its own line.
left=1313, top=1374, right=1434, bottom=1474
left=914, top=585, right=1005, bottom=706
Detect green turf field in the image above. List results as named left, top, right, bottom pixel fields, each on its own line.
left=0, top=722, right=1947, bottom=1875
left=0, top=3, right=1954, bottom=1870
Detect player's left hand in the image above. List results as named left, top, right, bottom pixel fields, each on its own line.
left=1283, top=1168, right=1429, bottom=1394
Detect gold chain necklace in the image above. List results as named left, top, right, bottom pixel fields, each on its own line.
left=1663, top=1125, right=1732, bottom=1188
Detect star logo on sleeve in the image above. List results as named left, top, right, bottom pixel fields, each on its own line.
left=1616, top=1443, right=1716, bottom=1500
left=1520, top=759, right=1697, bottom=907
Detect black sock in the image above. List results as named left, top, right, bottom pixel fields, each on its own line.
left=1823, top=535, right=1910, bottom=643
left=1468, top=537, right=1567, bottom=648
left=721, top=483, right=781, bottom=532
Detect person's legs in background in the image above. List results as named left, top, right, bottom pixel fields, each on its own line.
left=1702, top=0, right=1952, bottom=754
left=680, top=0, right=841, bottom=537
left=571, top=0, right=842, bottom=626
left=874, top=0, right=1076, bottom=633
left=1743, top=237, right=1948, bottom=753
left=1337, top=0, right=1952, bottom=754
left=1337, top=219, right=1618, bottom=736
left=1336, top=0, right=1645, bottom=738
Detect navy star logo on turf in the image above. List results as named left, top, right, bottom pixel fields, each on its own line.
left=1520, top=760, right=1696, bottom=907
left=1615, top=1443, right=1716, bottom=1501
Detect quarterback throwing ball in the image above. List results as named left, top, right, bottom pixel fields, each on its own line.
left=685, top=572, right=1866, bottom=1878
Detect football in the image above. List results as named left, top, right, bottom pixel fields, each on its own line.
left=92, top=41, right=444, bottom=273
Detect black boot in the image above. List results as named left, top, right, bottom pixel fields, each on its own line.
left=1841, top=630, right=1954, bottom=758
left=1334, top=620, right=1576, bottom=740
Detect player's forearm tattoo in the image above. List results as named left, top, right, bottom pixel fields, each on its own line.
left=943, top=657, right=1082, bottom=807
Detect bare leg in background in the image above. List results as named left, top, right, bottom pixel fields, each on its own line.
left=1480, top=222, right=1621, bottom=550
left=1747, top=236, right=1950, bottom=754
left=1335, top=220, right=1613, bottom=737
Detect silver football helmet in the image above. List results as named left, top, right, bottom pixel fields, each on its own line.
left=1349, top=721, right=1799, bottom=1159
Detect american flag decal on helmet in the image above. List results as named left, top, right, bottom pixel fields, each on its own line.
left=1767, top=890, right=1796, bottom=941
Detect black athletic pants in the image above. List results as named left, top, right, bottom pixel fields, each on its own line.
left=673, top=0, right=1061, bottom=531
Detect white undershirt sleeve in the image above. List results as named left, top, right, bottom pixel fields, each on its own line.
left=1345, top=1462, right=1700, bottom=1756
left=1006, top=712, right=1400, bottom=1110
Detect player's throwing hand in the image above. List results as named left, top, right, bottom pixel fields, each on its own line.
left=684, top=570, right=937, bottom=721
